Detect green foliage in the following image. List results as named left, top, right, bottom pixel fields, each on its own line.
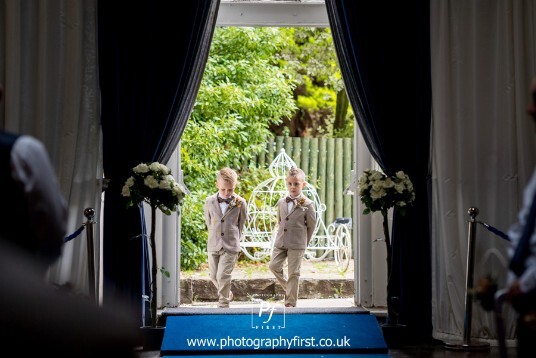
left=333, top=90, right=355, bottom=138
left=180, top=28, right=297, bottom=270
left=236, top=167, right=272, bottom=202
left=273, top=27, right=354, bottom=137
left=180, top=191, right=209, bottom=270
left=296, top=77, right=337, bottom=110
left=278, top=28, right=343, bottom=91
left=333, top=118, right=355, bottom=138
left=183, top=27, right=297, bottom=193
left=180, top=27, right=356, bottom=270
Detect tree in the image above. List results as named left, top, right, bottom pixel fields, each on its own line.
left=272, top=27, right=354, bottom=138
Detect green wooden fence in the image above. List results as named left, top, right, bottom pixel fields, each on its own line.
left=253, top=136, right=354, bottom=226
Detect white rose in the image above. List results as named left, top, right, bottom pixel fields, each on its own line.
left=172, top=185, right=182, bottom=196
left=149, top=162, right=160, bottom=172
left=162, top=164, right=171, bottom=174
left=358, top=174, right=368, bottom=186
left=394, top=183, right=405, bottom=193
left=371, top=182, right=383, bottom=192
left=396, top=171, right=406, bottom=180
left=152, top=162, right=170, bottom=175
left=370, top=187, right=386, bottom=200
left=383, top=178, right=395, bottom=188
left=133, top=163, right=149, bottom=173
left=370, top=171, right=383, bottom=181
left=125, top=176, right=135, bottom=187
left=121, top=185, right=131, bottom=197
left=144, top=176, right=159, bottom=189
left=159, top=180, right=171, bottom=190
left=157, top=175, right=174, bottom=190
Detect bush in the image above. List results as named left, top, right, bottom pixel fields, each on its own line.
left=180, top=191, right=209, bottom=270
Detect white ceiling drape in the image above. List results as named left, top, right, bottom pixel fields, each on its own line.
left=0, top=0, right=101, bottom=296
left=431, top=0, right=536, bottom=342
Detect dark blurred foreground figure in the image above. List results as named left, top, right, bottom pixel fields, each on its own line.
left=506, top=77, right=536, bottom=357
left=0, top=85, right=141, bottom=355
left=0, top=240, right=140, bottom=356
left=0, top=84, right=67, bottom=273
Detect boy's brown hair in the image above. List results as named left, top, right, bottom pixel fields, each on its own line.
left=287, top=167, right=306, bottom=182
left=217, top=167, right=238, bottom=185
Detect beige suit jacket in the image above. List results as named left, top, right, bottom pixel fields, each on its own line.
left=273, top=195, right=317, bottom=250
left=204, top=193, right=247, bottom=253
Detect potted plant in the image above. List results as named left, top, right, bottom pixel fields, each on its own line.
left=121, top=162, right=186, bottom=346
left=357, top=169, right=415, bottom=329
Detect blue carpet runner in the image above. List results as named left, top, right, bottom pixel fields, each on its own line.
left=160, top=307, right=388, bottom=356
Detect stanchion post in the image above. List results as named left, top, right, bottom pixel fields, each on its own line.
left=463, top=207, right=478, bottom=344
left=84, top=207, right=96, bottom=304
left=445, top=207, right=490, bottom=351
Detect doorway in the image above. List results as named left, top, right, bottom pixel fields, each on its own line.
left=159, top=0, right=387, bottom=311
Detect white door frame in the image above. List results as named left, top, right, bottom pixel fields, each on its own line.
left=159, top=0, right=386, bottom=309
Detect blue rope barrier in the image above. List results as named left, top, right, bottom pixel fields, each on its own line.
left=64, top=224, right=85, bottom=243
left=478, top=221, right=510, bottom=242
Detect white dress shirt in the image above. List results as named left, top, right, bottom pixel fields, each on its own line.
left=219, top=201, right=229, bottom=214
left=287, top=196, right=297, bottom=213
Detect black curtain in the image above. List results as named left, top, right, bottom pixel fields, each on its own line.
left=98, top=0, right=219, bottom=326
left=326, top=0, right=433, bottom=342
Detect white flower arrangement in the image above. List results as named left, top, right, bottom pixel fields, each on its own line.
left=121, top=161, right=186, bottom=328
left=357, top=169, right=415, bottom=216
left=122, top=162, right=186, bottom=215
left=357, top=168, right=415, bottom=326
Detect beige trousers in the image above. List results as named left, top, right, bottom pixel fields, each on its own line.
left=269, top=247, right=305, bottom=307
left=208, top=249, right=238, bottom=308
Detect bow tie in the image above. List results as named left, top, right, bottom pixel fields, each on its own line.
left=218, top=196, right=232, bottom=204
left=286, top=196, right=297, bottom=203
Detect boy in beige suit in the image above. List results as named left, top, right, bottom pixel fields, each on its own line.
left=269, top=167, right=317, bottom=307
left=204, top=167, right=247, bottom=308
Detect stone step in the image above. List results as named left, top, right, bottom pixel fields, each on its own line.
left=180, top=277, right=354, bottom=304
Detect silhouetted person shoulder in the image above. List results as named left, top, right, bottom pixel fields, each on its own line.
left=506, top=77, right=536, bottom=357
left=0, top=85, right=140, bottom=355
left=0, top=85, right=67, bottom=271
